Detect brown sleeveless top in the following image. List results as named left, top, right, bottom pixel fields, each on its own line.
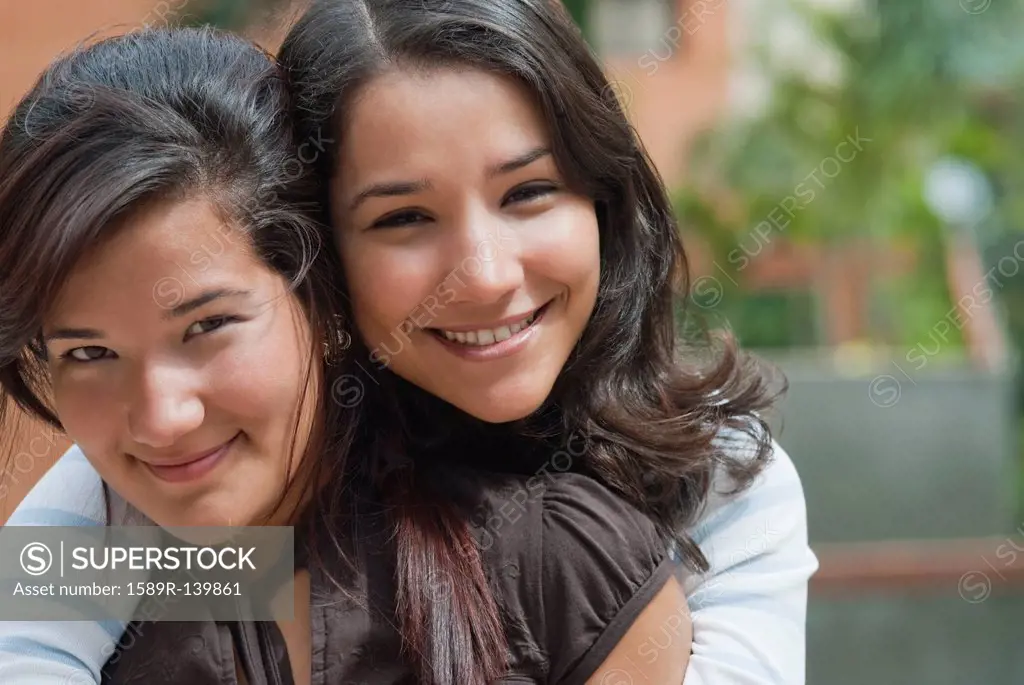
left=99, top=469, right=674, bottom=684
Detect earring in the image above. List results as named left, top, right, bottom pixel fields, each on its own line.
left=323, top=316, right=352, bottom=363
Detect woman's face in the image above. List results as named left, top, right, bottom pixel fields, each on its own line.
left=332, top=66, right=601, bottom=423
left=44, top=198, right=317, bottom=527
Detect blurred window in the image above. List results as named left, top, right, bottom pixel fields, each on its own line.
left=589, top=0, right=677, bottom=56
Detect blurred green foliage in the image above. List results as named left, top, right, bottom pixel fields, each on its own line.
left=176, top=0, right=283, bottom=30
left=561, top=0, right=590, bottom=36
left=677, top=0, right=1024, bottom=351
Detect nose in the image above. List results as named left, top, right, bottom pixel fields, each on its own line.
left=446, top=208, right=523, bottom=304
left=125, top=361, right=205, bottom=449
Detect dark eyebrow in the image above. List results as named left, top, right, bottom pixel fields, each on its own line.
left=486, top=147, right=552, bottom=179
left=44, top=328, right=105, bottom=343
left=348, top=180, right=432, bottom=213
left=346, top=147, right=552, bottom=214
left=163, top=288, right=251, bottom=319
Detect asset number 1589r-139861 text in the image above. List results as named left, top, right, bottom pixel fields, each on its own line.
left=128, top=581, right=241, bottom=596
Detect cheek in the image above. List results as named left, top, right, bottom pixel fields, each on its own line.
left=569, top=212, right=601, bottom=292
left=340, top=236, right=439, bottom=341
left=52, top=377, right=140, bottom=497
left=52, top=377, right=121, bottom=456
left=207, top=326, right=313, bottom=426
left=528, top=203, right=601, bottom=299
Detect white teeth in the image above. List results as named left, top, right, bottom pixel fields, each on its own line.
left=438, top=310, right=539, bottom=347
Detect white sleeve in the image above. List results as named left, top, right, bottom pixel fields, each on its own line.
left=5, top=445, right=106, bottom=526
left=680, top=438, right=818, bottom=685
left=0, top=445, right=132, bottom=684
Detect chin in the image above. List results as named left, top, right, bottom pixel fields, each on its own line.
left=152, top=499, right=254, bottom=529
left=154, top=512, right=226, bottom=529
left=450, top=385, right=550, bottom=424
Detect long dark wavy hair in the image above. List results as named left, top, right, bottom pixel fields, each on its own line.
left=279, top=1, right=785, bottom=683
left=0, top=28, right=353, bottom=529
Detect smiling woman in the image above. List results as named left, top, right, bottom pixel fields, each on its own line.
left=0, top=30, right=344, bottom=532
left=0, top=26, right=350, bottom=685
left=273, top=1, right=791, bottom=683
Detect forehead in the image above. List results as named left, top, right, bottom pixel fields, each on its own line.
left=48, top=198, right=261, bottom=321
left=336, top=66, right=550, bottom=178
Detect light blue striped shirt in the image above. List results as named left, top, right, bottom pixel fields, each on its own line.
left=0, top=436, right=817, bottom=683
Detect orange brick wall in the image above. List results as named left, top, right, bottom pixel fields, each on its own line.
left=0, top=1, right=186, bottom=119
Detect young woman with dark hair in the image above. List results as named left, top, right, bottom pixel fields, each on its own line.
left=273, top=1, right=791, bottom=679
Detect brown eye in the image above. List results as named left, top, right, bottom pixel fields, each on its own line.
left=503, top=183, right=557, bottom=206
left=184, top=315, right=238, bottom=340
left=371, top=210, right=431, bottom=229
left=66, top=346, right=113, bottom=362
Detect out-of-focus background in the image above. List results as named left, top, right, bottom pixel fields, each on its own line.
left=2, top=1, right=1023, bottom=682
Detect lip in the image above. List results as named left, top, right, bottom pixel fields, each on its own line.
left=141, top=433, right=240, bottom=484
left=428, top=300, right=552, bottom=362
left=430, top=306, right=545, bottom=334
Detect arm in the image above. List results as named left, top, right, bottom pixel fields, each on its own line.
left=588, top=573, right=691, bottom=685
left=680, top=438, right=818, bottom=685
left=0, top=444, right=133, bottom=684
left=522, top=472, right=689, bottom=685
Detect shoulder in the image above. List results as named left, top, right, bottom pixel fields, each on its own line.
left=5, top=444, right=106, bottom=526
left=536, top=471, right=667, bottom=583
left=688, top=430, right=812, bottom=564
left=680, top=432, right=818, bottom=685
left=469, top=470, right=676, bottom=684
left=470, top=469, right=668, bottom=571
left=0, top=445, right=150, bottom=684
left=6, top=444, right=150, bottom=527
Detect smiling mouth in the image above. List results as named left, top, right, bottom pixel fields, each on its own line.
left=427, top=301, right=551, bottom=346
left=142, top=432, right=240, bottom=483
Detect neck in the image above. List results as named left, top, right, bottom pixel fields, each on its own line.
left=372, top=370, right=568, bottom=475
